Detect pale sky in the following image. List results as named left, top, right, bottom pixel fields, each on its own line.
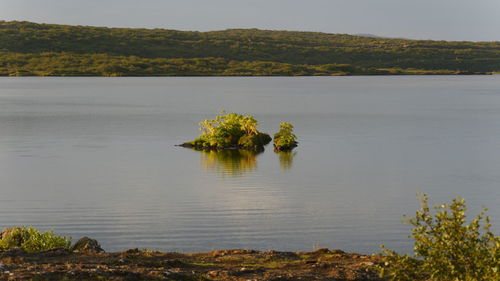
left=1, top=0, right=499, bottom=41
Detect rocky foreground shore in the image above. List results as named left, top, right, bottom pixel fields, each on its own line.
left=0, top=244, right=383, bottom=281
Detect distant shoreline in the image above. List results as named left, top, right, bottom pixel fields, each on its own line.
left=1, top=21, right=499, bottom=77
left=0, top=72, right=493, bottom=78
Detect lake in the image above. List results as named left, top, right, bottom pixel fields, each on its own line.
left=0, top=76, right=499, bottom=254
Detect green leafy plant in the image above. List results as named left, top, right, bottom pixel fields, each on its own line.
left=184, top=111, right=271, bottom=150
left=273, top=122, right=298, bottom=151
left=0, top=226, right=72, bottom=252
left=379, top=194, right=499, bottom=281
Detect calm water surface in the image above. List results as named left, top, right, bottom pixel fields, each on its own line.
left=0, top=76, right=499, bottom=254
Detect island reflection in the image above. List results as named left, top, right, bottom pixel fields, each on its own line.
left=199, top=149, right=262, bottom=176
left=276, top=150, right=296, bottom=171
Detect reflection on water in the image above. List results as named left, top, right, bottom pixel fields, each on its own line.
left=276, top=150, right=296, bottom=171
left=199, top=149, right=262, bottom=176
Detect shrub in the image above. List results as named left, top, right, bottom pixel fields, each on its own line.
left=185, top=111, right=271, bottom=150
left=273, top=122, right=298, bottom=151
left=0, top=226, right=72, bottom=252
left=379, top=194, right=499, bottom=281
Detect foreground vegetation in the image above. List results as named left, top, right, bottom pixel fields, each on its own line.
left=1, top=21, right=499, bottom=76
left=380, top=195, right=499, bottom=281
left=0, top=226, right=71, bottom=252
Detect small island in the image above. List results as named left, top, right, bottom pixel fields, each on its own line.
left=179, top=112, right=299, bottom=152
left=179, top=112, right=272, bottom=151
left=273, top=122, right=298, bottom=151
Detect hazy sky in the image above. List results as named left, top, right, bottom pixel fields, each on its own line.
left=1, top=0, right=499, bottom=41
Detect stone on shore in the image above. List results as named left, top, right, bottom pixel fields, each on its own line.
left=70, top=237, right=104, bottom=253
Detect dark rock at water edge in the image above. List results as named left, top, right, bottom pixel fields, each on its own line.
left=238, top=132, right=272, bottom=150
left=178, top=132, right=271, bottom=152
left=274, top=141, right=298, bottom=152
left=71, top=237, right=104, bottom=253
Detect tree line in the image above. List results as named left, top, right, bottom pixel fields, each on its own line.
left=1, top=21, right=499, bottom=76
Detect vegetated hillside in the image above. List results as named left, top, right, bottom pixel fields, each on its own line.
left=1, top=20, right=499, bottom=76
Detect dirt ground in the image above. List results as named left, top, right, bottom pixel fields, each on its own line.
left=0, top=248, right=384, bottom=281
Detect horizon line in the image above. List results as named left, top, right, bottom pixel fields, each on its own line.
left=3, top=19, right=499, bottom=43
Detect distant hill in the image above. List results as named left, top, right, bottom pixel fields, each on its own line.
left=354, top=33, right=411, bottom=40
left=1, top=21, right=499, bottom=76
left=354, top=33, right=384, bottom=38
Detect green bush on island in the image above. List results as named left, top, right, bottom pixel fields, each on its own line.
left=273, top=122, right=298, bottom=151
left=183, top=112, right=271, bottom=150
left=0, top=226, right=72, bottom=252
left=379, top=194, right=500, bottom=281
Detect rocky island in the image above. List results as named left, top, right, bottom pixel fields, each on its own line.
left=179, top=112, right=272, bottom=151
left=179, top=112, right=299, bottom=153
